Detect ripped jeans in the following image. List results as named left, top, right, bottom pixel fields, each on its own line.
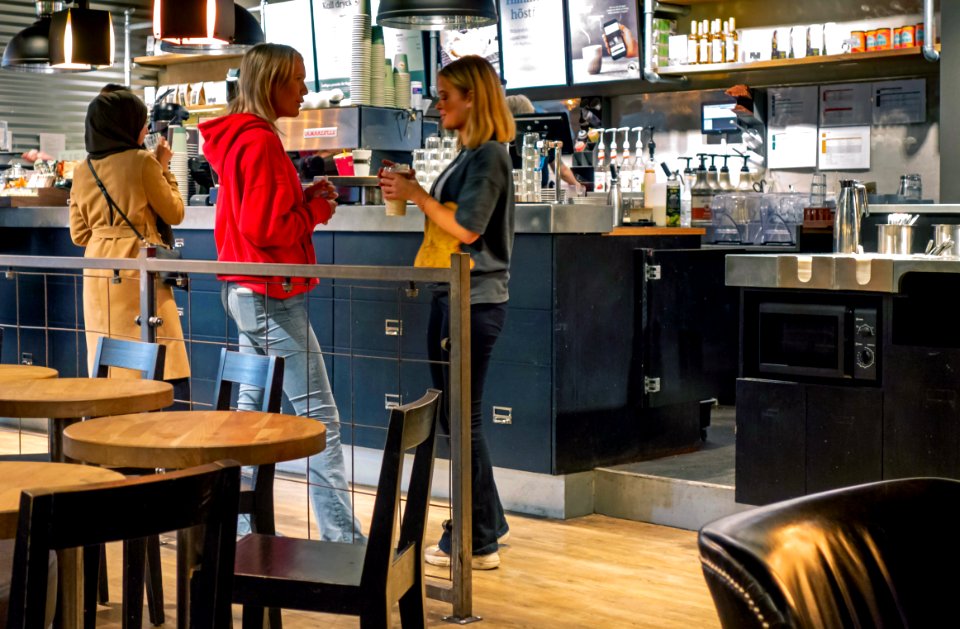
left=222, top=283, right=365, bottom=543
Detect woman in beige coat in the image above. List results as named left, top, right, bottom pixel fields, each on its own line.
left=69, top=87, right=189, bottom=382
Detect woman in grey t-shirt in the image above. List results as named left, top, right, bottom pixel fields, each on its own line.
left=380, top=55, right=515, bottom=570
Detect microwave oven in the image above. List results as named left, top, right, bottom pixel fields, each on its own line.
left=757, top=303, right=878, bottom=381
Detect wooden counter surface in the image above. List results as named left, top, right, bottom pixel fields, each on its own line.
left=605, top=227, right=706, bottom=237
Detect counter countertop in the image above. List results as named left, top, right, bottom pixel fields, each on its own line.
left=726, top=252, right=960, bottom=294
left=0, top=203, right=621, bottom=235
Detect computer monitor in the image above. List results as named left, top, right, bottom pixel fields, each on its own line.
left=513, top=111, right=575, bottom=155
left=702, top=102, right=739, bottom=135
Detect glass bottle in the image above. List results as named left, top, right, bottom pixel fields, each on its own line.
left=731, top=18, right=740, bottom=62
left=699, top=20, right=711, bottom=64
left=711, top=19, right=723, bottom=66
left=725, top=19, right=737, bottom=63
left=688, top=20, right=699, bottom=64
left=594, top=128, right=606, bottom=193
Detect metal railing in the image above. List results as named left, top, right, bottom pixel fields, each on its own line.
left=0, top=249, right=479, bottom=622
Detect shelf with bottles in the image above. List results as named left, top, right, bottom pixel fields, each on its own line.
left=658, top=45, right=940, bottom=76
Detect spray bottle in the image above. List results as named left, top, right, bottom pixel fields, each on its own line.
left=618, top=127, right=632, bottom=192
left=594, top=128, right=607, bottom=193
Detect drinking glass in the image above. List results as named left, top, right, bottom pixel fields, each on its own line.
left=898, top=174, right=922, bottom=200
left=809, top=172, right=827, bottom=207
left=144, top=132, right=161, bottom=152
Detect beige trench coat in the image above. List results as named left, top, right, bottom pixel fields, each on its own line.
left=69, top=149, right=189, bottom=380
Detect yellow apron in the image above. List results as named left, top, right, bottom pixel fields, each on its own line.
left=413, top=201, right=475, bottom=269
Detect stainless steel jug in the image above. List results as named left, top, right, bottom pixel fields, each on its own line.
left=608, top=164, right=627, bottom=225
left=833, top=180, right=869, bottom=254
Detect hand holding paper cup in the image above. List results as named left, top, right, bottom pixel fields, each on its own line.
left=379, top=162, right=413, bottom=216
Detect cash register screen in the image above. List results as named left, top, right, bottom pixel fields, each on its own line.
left=513, top=112, right=575, bottom=155
left=702, top=102, right=738, bottom=134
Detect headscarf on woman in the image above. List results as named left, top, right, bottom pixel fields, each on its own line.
left=84, top=88, right=147, bottom=159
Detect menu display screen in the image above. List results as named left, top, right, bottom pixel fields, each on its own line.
left=566, top=0, right=641, bottom=84
left=499, top=0, right=567, bottom=89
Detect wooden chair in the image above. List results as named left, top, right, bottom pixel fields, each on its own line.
left=89, top=337, right=167, bottom=626
left=232, top=389, right=441, bottom=629
left=5, top=461, right=240, bottom=629
left=213, top=348, right=285, bottom=535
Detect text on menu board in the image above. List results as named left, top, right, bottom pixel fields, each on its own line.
left=565, top=0, right=641, bottom=85
left=499, top=0, right=567, bottom=89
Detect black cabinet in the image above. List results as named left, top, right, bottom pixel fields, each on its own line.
left=736, top=378, right=883, bottom=505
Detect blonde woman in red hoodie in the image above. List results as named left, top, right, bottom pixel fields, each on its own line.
left=200, top=43, right=364, bottom=543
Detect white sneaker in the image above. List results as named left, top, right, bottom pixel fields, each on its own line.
left=424, top=545, right=500, bottom=570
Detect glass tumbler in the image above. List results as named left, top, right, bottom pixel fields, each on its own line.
left=898, top=174, right=922, bottom=200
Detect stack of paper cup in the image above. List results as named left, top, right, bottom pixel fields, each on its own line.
left=169, top=126, right=190, bottom=206
left=370, top=26, right=385, bottom=106
left=394, top=72, right=411, bottom=109
left=350, top=13, right=372, bottom=105
left=383, top=59, right=395, bottom=108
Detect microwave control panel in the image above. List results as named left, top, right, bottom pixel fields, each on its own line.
left=853, top=309, right=878, bottom=380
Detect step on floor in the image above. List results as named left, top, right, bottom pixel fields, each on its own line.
left=594, top=407, right=754, bottom=531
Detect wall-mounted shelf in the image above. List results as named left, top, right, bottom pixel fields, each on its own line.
left=133, top=53, right=243, bottom=68
left=657, top=46, right=941, bottom=77
left=134, top=54, right=243, bottom=86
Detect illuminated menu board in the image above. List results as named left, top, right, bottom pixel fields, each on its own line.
left=566, top=0, right=641, bottom=84
left=499, top=0, right=567, bottom=89
left=439, top=24, right=502, bottom=80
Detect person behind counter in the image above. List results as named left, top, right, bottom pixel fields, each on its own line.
left=379, top=54, right=514, bottom=570
left=200, top=43, right=366, bottom=543
left=505, top=94, right=583, bottom=195
left=69, top=85, right=190, bottom=388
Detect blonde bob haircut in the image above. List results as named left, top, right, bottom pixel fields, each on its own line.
left=438, top=55, right=515, bottom=149
left=228, top=43, right=302, bottom=125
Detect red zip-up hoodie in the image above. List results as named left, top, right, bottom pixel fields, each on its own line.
left=200, top=113, right=332, bottom=299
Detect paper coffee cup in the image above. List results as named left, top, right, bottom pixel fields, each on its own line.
left=385, top=199, right=407, bottom=216
left=352, top=148, right=372, bottom=177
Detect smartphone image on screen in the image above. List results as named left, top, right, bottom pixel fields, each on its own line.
left=603, top=18, right=627, bottom=60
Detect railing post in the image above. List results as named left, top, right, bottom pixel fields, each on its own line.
left=446, top=252, right=477, bottom=623
left=138, top=247, right=158, bottom=343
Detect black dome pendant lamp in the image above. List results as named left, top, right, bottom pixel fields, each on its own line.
left=49, top=0, right=115, bottom=71
left=153, top=0, right=234, bottom=49
left=159, top=3, right=264, bottom=55
left=1, top=1, right=98, bottom=73
left=376, top=0, right=498, bottom=30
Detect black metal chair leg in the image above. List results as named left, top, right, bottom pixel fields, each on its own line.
left=145, top=535, right=166, bottom=626
left=123, top=538, right=147, bottom=629
left=97, top=544, right=109, bottom=604
left=83, top=545, right=100, bottom=629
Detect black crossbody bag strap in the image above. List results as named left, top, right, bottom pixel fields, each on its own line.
left=86, top=157, right=149, bottom=243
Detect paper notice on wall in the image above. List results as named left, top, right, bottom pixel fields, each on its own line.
left=819, top=83, right=871, bottom=127
left=767, top=86, right=818, bottom=169
left=872, top=79, right=926, bottom=125
left=818, top=126, right=871, bottom=170
left=39, top=133, right=66, bottom=160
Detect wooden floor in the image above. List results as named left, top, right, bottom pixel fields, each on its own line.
left=1, top=428, right=721, bottom=628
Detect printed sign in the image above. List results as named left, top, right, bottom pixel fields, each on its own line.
left=499, top=0, right=567, bottom=89
left=566, top=0, right=640, bottom=84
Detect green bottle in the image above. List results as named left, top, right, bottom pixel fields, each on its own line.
left=662, top=162, right=681, bottom=227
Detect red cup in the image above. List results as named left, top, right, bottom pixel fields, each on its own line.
left=333, top=153, right=355, bottom=176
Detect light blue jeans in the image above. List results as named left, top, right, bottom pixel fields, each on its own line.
left=222, top=283, right=366, bottom=543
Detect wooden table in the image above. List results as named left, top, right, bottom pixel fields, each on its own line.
left=0, top=378, right=173, bottom=462
left=0, top=364, right=58, bottom=383
left=63, top=409, right=326, bottom=629
left=0, top=462, right=126, bottom=629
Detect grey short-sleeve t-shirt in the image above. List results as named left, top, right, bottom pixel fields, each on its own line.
left=429, top=141, right=515, bottom=304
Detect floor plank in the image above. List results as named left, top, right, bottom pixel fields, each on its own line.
left=0, top=427, right=721, bottom=628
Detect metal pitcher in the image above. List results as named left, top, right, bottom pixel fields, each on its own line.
left=608, top=164, right=627, bottom=225
left=833, top=180, right=869, bottom=254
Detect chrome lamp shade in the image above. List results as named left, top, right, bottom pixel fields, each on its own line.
left=49, top=6, right=114, bottom=70
left=159, top=4, right=263, bottom=54
left=153, top=0, right=235, bottom=48
left=377, top=0, right=498, bottom=30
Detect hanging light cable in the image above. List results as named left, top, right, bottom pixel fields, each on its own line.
left=153, top=0, right=234, bottom=49
left=49, top=0, right=115, bottom=70
left=376, top=0, right=498, bottom=30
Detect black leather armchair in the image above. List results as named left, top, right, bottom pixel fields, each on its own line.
left=698, top=477, right=960, bottom=628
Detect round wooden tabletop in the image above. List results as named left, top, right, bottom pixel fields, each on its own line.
left=0, top=364, right=58, bottom=383
left=0, top=378, right=173, bottom=419
left=62, top=410, right=326, bottom=469
left=0, top=462, right=126, bottom=538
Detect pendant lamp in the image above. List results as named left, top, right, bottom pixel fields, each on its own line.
left=153, top=0, right=234, bottom=49
left=376, top=0, right=498, bottom=30
left=49, top=1, right=115, bottom=71
left=159, top=3, right=264, bottom=55
left=1, top=1, right=89, bottom=73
